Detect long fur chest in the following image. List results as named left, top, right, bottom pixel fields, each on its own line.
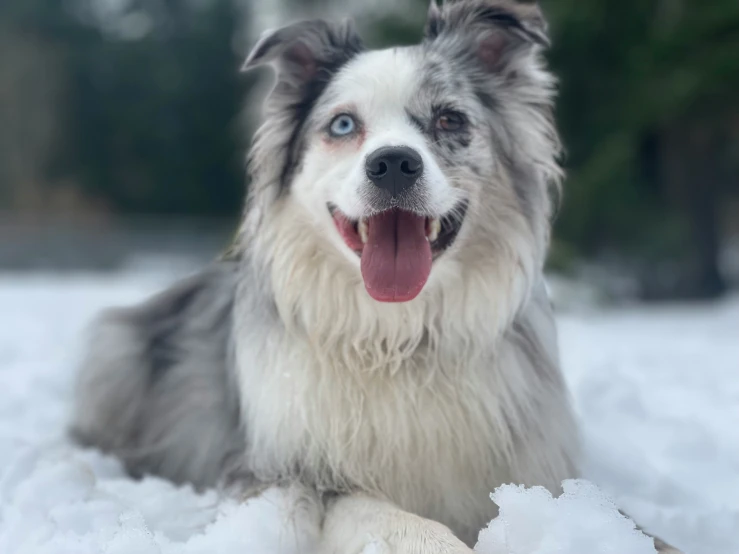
left=232, top=241, right=578, bottom=539
left=234, top=320, right=543, bottom=539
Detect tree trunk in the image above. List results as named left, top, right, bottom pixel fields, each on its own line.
left=657, top=120, right=726, bottom=299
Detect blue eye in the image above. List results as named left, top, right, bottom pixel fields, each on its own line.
left=329, top=114, right=357, bottom=137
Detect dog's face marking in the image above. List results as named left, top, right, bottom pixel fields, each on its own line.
left=300, top=48, right=466, bottom=218
left=245, top=1, right=561, bottom=304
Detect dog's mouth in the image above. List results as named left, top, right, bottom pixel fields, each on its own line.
left=328, top=202, right=468, bottom=303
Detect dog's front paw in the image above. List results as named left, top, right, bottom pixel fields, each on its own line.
left=354, top=518, right=474, bottom=554
left=322, top=496, right=474, bottom=554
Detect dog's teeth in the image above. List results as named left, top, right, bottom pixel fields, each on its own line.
left=428, top=218, right=441, bottom=243
left=358, top=218, right=369, bottom=244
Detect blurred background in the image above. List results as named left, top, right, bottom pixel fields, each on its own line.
left=1, top=0, right=738, bottom=301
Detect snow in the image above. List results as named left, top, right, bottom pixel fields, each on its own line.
left=1, top=268, right=738, bottom=554
left=476, top=480, right=657, bottom=554
left=559, top=298, right=739, bottom=553
left=0, top=446, right=318, bottom=554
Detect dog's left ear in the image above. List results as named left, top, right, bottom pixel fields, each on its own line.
left=242, top=19, right=363, bottom=88
left=425, top=0, right=550, bottom=73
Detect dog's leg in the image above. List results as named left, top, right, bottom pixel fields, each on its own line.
left=653, top=538, right=683, bottom=554
left=320, top=495, right=473, bottom=554
left=621, top=511, right=684, bottom=554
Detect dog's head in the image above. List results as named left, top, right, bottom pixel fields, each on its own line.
left=244, top=0, right=561, bottom=305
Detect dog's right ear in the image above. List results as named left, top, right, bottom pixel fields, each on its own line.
left=242, top=19, right=363, bottom=88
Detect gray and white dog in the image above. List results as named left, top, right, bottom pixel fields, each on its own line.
left=72, top=1, right=681, bottom=552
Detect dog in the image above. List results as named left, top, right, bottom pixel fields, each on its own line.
left=71, top=1, right=682, bottom=552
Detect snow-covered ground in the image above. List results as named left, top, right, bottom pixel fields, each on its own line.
left=1, top=268, right=737, bottom=554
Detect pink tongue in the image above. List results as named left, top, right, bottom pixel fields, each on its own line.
left=360, top=210, right=432, bottom=303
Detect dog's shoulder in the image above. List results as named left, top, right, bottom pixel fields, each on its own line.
left=508, top=280, right=560, bottom=372
left=71, top=261, right=244, bottom=488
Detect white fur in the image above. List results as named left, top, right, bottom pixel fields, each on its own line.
left=235, top=197, right=576, bottom=547
left=232, top=36, right=578, bottom=549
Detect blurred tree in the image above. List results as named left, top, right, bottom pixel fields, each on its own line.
left=67, top=0, right=249, bottom=216
left=546, top=0, right=739, bottom=298
left=0, top=0, right=250, bottom=217
left=0, top=1, right=91, bottom=213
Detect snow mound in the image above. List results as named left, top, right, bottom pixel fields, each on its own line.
left=1, top=442, right=656, bottom=554
left=4, top=271, right=739, bottom=553
left=0, top=444, right=318, bottom=554
left=476, top=480, right=656, bottom=554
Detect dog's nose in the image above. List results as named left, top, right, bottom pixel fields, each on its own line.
left=365, top=146, right=423, bottom=197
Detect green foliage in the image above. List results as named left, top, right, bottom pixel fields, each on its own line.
left=546, top=0, right=739, bottom=258
left=2, top=0, right=248, bottom=216
left=68, top=1, right=247, bottom=215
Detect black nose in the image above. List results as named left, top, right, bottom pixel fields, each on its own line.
left=365, top=146, right=424, bottom=197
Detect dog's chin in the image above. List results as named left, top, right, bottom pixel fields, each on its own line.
left=327, top=201, right=468, bottom=303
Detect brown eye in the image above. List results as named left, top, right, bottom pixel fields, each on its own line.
left=436, top=111, right=466, bottom=132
